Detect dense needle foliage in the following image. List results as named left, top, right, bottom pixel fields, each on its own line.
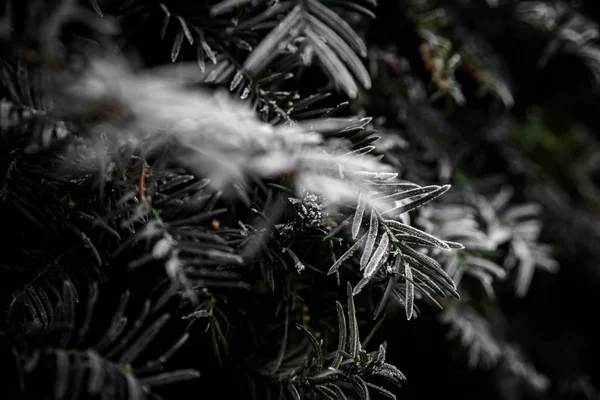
left=2, top=0, right=600, bottom=399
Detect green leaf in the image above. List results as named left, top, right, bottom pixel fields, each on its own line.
left=234, top=1, right=296, bottom=31
left=362, top=312, right=386, bottom=348
left=374, top=256, right=402, bottom=319
left=291, top=92, right=332, bottom=113
left=308, top=15, right=371, bottom=88
left=177, top=16, right=194, bottom=44
left=352, top=277, right=370, bottom=297
left=141, top=369, right=201, bottom=386
left=323, top=216, right=350, bottom=242
left=287, top=384, right=302, bottom=400
left=283, top=248, right=306, bottom=273
left=385, top=219, right=451, bottom=251
left=331, top=301, right=347, bottom=369
left=363, top=232, right=389, bottom=278
left=365, top=382, right=396, bottom=400
left=401, top=245, right=459, bottom=298
left=86, top=350, right=104, bottom=394
left=352, top=192, right=367, bottom=239
left=306, top=0, right=367, bottom=57
left=352, top=135, right=381, bottom=149
left=296, top=324, right=325, bottom=371
left=327, top=233, right=367, bottom=275
left=327, top=384, right=349, bottom=400
left=346, top=282, right=360, bottom=358
left=89, top=0, right=103, bottom=17
left=324, top=0, right=376, bottom=19
left=464, top=256, right=506, bottom=279
left=360, top=210, right=378, bottom=270
left=309, top=368, right=345, bottom=384
left=125, top=373, right=144, bottom=400
left=171, top=29, right=184, bottom=62
left=243, top=6, right=302, bottom=75
left=351, top=376, right=370, bottom=400
left=306, top=28, right=358, bottom=98
left=195, top=30, right=217, bottom=64
left=410, top=267, right=446, bottom=298
left=404, top=263, right=415, bottom=320
left=316, top=385, right=340, bottom=400
left=54, top=349, right=69, bottom=400
left=160, top=3, right=171, bottom=39
left=374, top=185, right=438, bottom=202
left=210, top=0, right=254, bottom=16
left=382, top=184, right=451, bottom=216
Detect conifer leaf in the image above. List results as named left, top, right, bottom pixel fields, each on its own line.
left=287, top=384, right=302, bottom=400
left=327, top=233, right=367, bottom=275
left=360, top=210, right=378, bottom=270
left=210, top=0, right=254, bottom=16
left=310, top=368, right=345, bottom=384
left=210, top=317, right=228, bottom=364
left=385, top=219, right=451, bottom=251
left=106, top=300, right=151, bottom=358
left=316, top=384, right=339, bottom=400
left=464, top=256, right=506, bottom=279
left=199, top=35, right=217, bottom=64
left=352, top=276, right=370, bottom=296
left=89, top=0, right=103, bottom=17
left=364, top=232, right=389, bottom=278
left=375, top=185, right=438, bottom=202
left=365, top=382, right=396, bottom=400
left=26, top=287, right=49, bottom=327
left=374, top=256, right=402, bottom=319
left=196, top=48, right=206, bottom=72
left=308, top=15, right=371, bottom=88
left=177, top=16, right=194, bottom=44
left=86, top=350, right=104, bottom=394
left=283, top=248, right=306, bottom=273
left=291, top=92, right=332, bottom=112
left=234, top=1, right=296, bottom=31
left=156, top=333, right=191, bottom=365
left=410, top=267, right=446, bottom=298
left=37, top=287, right=54, bottom=326
left=54, top=349, right=69, bottom=400
left=401, top=246, right=459, bottom=299
left=230, top=71, right=244, bottom=91
left=306, top=0, right=367, bottom=57
left=120, top=314, right=171, bottom=363
left=405, top=252, right=456, bottom=292
left=445, top=241, right=465, bottom=249
left=352, top=192, right=367, bottom=239
left=328, top=384, right=349, bottom=400
left=24, top=350, right=41, bottom=373
left=347, top=282, right=359, bottom=358
left=375, top=182, right=421, bottom=192
left=329, top=1, right=376, bottom=19
left=126, top=373, right=144, bottom=400
left=323, top=216, right=350, bottom=241
left=362, top=313, right=386, bottom=348
left=160, top=4, right=171, bottom=39
left=405, top=263, right=415, bottom=320
left=171, top=30, right=184, bottom=62
left=296, top=324, right=325, bottom=371
left=383, top=184, right=451, bottom=216
left=70, top=357, right=85, bottom=400
left=351, top=376, right=371, bottom=400
left=306, top=28, right=358, bottom=98
left=332, top=301, right=347, bottom=369
left=141, top=369, right=201, bottom=386
left=243, top=5, right=302, bottom=75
